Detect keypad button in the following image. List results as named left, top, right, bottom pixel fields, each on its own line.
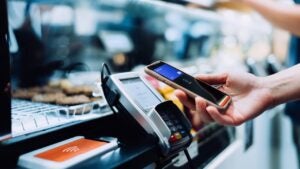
left=168, top=125, right=175, bottom=130
left=176, top=125, right=183, bottom=130
left=180, top=130, right=187, bottom=136
left=174, top=119, right=179, bottom=124
left=169, top=135, right=177, bottom=143
left=170, top=126, right=177, bottom=132
left=174, top=132, right=182, bottom=140
left=169, top=114, right=176, bottom=119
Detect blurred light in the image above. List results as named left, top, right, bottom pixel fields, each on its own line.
left=42, top=6, right=73, bottom=26
left=113, top=53, right=126, bottom=66
left=99, top=31, right=133, bottom=53
left=75, top=8, right=97, bottom=35
left=190, top=22, right=214, bottom=38
left=8, top=1, right=26, bottom=29
left=165, top=28, right=181, bottom=42
left=165, top=13, right=188, bottom=30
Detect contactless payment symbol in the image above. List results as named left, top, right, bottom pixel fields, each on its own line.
left=62, top=146, right=80, bottom=153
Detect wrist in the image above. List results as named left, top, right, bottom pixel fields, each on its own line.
left=256, top=76, right=277, bottom=109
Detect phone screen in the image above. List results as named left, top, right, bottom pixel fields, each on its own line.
left=147, top=62, right=229, bottom=107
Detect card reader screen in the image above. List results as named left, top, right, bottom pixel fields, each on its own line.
left=121, top=77, right=161, bottom=112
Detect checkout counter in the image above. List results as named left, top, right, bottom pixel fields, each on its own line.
left=0, top=0, right=288, bottom=168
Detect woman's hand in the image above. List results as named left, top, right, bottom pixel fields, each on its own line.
left=174, top=72, right=273, bottom=127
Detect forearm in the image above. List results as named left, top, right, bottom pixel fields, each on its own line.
left=244, top=0, right=300, bottom=36
left=262, top=64, right=300, bottom=107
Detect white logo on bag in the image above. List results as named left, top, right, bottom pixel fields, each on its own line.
left=62, top=146, right=80, bottom=153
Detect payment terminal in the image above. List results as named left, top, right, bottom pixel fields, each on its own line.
left=100, top=64, right=192, bottom=156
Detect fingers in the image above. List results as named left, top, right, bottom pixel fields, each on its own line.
left=174, top=89, right=239, bottom=126
left=206, top=106, right=239, bottom=126
left=174, top=90, right=212, bottom=126
left=195, top=97, right=213, bottom=124
left=196, top=73, right=228, bottom=85
left=189, top=110, right=203, bottom=130
left=174, top=90, right=195, bottom=110
left=174, top=90, right=202, bottom=128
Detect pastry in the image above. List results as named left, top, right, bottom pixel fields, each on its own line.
left=63, top=85, right=93, bottom=96
left=55, top=95, right=90, bottom=105
left=32, top=93, right=66, bottom=103
left=89, top=97, right=102, bottom=102
left=12, top=89, right=38, bottom=99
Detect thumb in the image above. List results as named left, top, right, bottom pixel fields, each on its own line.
left=206, top=106, right=237, bottom=126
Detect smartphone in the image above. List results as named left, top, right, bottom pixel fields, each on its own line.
left=145, top=60, right=231, bottom=109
